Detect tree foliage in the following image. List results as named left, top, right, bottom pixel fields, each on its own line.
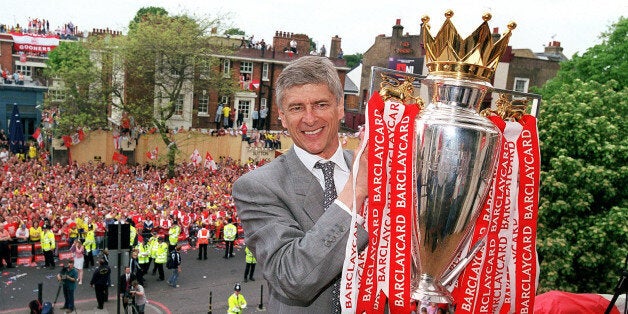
left=344, top=53, right=363, bottom=70
left=536, top=16, right=628, bottom=294
left=224, top=27, right=245, bottom=36
left=45, top=8, right=239, bottom=176
left=128, top=6, right=168, bottom=32
left=119, top=11, right=239, bottom=176
left=44, top=41, right=110, bottom=135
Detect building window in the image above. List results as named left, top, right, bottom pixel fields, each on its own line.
left=222, top=59, right=231, bottom=78
left=262, top=63, right=269, bottom=81
left=220, top=95, right=230, bottom=106
left=239, top=61, right=253, bottom=90
left=198, top=93, right=209, bottom=115
left=15, top=65, right=32, bottom=76
left=47, top=89, right=66, bottom=102
left=240, top=61, right=253, bottom=74
left=174, top=95, right=184, bottom=116
left=238, top=100, right=251, bottom=120
left=260, top=98, right=267, bottom=112
left=514, top=77, right=530, bottom=93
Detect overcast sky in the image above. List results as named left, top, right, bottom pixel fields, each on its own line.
left=1, top=0, right=626, bottom=58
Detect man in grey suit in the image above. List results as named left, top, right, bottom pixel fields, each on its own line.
left=233, top=56, right=369, bottom=312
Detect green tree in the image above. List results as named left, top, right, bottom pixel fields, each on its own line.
left=128, top=6, right=169, bottom=32
left=119, top=12, right=239, bottom=177
left=224, top=27, right=245, bottom=36
left=44, top=41, right=110, bottom=135
left=344, top=53, right=363, bottom=70
left=536, top=16, right=628, bottom=294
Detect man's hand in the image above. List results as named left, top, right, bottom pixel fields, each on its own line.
left=337, top=130, right=368, bottom=211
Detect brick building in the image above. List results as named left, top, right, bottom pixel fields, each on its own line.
left=348, top=19, right=566, bottom=129
left=194, top=31, right=349, bottom=131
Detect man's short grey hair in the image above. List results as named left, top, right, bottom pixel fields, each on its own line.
left=276, top=56, right=343, bottom=110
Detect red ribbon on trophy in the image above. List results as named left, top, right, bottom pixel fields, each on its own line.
left=388, top=102, right=419, bottom=313
left=450, top=114, right=540, bottom=314
left=350, top=74, right=420, bottom=313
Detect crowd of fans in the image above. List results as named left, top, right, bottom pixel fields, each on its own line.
left=0, top=152, right=256, bottom=270
left=0, top=17, right=80, bottom=38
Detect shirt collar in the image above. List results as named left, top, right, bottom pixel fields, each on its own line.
left=294, top=141, right=349, bottom=173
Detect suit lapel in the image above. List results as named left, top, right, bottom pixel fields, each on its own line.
left=284, top=149, right=325, bottom=223
left=282, top=148, right=355, bottom=225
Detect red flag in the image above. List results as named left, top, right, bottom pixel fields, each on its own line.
left=70, top=133, right=80, bottom=145
left=32, top=128, right=44, bottom=148
left=113, top=151, right=127, bottom=164
left=62, top=135, right=72, bottom=147
left=145, top=147, right=158, bottom=160
left=204, top=152, right=217, bottom=170
left=249, top=79, right=260, bottom=90
left=190, top=149, right=201, bottom=165
left=77, top=129, right=85, bottom=141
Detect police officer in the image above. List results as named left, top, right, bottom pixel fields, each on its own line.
left=168, top=220, right=180, bottom=252
left=243, top=246, right=256, bottom=282
left=41, top=224, right=56, bottom=269
left=90, top=259, right=111, bottom=309
left=228, top=283, right=247, bottom=314
left=223, top=219, right=237, bottom=259
left=154, top=236, right=168, bottom=281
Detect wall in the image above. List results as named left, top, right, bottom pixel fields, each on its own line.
left=63, top=130, right=360, bottom=165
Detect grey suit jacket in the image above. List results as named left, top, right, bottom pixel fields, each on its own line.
left=233, top=147, right=369, bottom=313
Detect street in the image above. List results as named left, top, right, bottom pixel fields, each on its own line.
left=0, top=243, right=266, bottom=313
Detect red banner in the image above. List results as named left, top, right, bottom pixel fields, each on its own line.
left=10, top=32, right=59, bottom=54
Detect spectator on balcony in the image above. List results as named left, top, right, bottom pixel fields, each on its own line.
left=1, top=69, right=8, bottom=84
left=290, top=39, right=297, bottom=53
left=222, top=105, right=231, bottom=128
left=251, top=107, right=259, bottom=130
left=237, top=109, right=244, bottom=128
left=215, top=103, right=224, bottom=129
left=120, top=113, right=131, bottom=137
left=258, top=107, right=268, bottom=130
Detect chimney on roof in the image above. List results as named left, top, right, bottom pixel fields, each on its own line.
left=392, top=19, right=403, bottom=38
left=492, top=27, right=501, bottom=42
left=544, top=41, right=564, bottom=55
left=330, top=35, right=342, bottom=59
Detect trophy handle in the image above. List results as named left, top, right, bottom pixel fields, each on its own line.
left=441, top=236, right=487, bottom=286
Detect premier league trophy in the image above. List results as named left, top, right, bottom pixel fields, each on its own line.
left=410, top=11, right=516, bottom=303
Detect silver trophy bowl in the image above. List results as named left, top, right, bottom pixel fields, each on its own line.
left=411, top=75, right=501, bottom=304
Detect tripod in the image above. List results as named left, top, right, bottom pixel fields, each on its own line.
left=52, top=284, right=62, bottom=308
left=123, top=298, right=141, bottom=314
left=53, top=282, right=78, bottom=313
left=605, top=253, right=628, bottom=314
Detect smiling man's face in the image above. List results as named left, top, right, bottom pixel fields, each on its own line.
left=279, top=83, right=344, bottom=159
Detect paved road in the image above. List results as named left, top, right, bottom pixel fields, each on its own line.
left=0, top=244, right=267, bottom=313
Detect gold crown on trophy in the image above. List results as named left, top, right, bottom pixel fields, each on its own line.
left=421, top=10, right=516, bottom=82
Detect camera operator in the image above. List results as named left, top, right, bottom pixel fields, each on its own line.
left=56, top=260, right=78, bottom=312
left=129, top=280, right=146, bottom=314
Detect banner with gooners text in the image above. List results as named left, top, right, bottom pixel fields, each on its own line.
left=339, top=91, right=540, bottom=313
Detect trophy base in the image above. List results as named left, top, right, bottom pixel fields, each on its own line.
left=411, top=274, right=453, bottom=304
